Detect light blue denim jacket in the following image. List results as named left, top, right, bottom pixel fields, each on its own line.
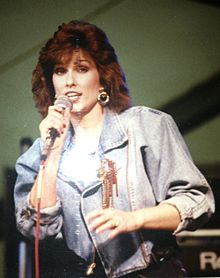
left=14, top=107, right=215, bottom=277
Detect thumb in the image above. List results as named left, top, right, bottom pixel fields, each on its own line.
left=63, top=107, right=71, bottom=127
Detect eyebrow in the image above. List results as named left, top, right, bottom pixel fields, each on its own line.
left=74, top=59, right=92, bottom=65
left=54, top=58, right=93, bottom=67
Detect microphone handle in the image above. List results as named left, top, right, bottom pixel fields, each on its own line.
left=40, top=95, right=72, bottom=161
left=41, top=127, right=60, bottom=161
left=48, top=127, right=60, bottom=148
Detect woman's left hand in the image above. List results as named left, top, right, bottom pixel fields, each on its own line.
left=86, top=208, right=141, bottom=240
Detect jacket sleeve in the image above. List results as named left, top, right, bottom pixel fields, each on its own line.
left=14, top=138, right=63, bottom=240
left=147, top=113, right=215, bottom=234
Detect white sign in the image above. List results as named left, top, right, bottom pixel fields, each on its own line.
left=200, top=252, right=220, bottom=270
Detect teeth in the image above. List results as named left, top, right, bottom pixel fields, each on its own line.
left=66, top=92, right=80, bottom=97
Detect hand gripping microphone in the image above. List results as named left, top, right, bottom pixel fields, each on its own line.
left=41, top=95, right=72, bottom=161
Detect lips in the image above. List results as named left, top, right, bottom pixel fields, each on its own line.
left=65, top=91, right=81, bottom=97
left=65, top=91, right=82, bottom=101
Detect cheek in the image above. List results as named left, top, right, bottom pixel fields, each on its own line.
left=88, top=73, right=101, bottom=91
left=52, top=76, right=62, bottom=92
left=52, top=76, right=57, bottom=89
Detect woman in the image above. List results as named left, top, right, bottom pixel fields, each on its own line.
left=14, top=20, right=214, bottom=277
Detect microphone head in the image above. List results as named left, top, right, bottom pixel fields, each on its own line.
left=54, top=96, right=72, bottom=110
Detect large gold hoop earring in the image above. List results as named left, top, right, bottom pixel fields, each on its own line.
left=98, top=88, right=110, bottom=106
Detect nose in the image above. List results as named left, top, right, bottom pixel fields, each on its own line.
left=66, top=70, right=76, bottom=87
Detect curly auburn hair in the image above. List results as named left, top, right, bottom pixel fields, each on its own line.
left=32, top=20, right=131, bottom=118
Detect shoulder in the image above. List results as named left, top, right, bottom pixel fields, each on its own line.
left=117, top=106, right=184, bottom=144
left=16, top=137, right=42, bottom=169
left=120, top=106, right=165, bottom=119
left=118, top=106, right=174, bottom=129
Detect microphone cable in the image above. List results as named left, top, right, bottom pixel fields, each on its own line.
left=34, top=95, right=72, bottom=278
left=35, top=158, right=46, bottom=278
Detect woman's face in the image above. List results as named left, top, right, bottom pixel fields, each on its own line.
left=52, top=50, right=102, bottom=116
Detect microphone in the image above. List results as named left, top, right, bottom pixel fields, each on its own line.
left=41, top=96, right=72, bottom=161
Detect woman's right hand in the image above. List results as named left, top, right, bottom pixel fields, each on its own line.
left=39, top=105, right=71, bottom=153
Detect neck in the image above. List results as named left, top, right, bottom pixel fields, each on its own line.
left=71, top=105, right=104, bottom=129
left=70, top=106, right=104, bottom=147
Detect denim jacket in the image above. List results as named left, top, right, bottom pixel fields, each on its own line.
left=14, top=106, right=215, bottom=277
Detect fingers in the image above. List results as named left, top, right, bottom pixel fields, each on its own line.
left=86, top=209, right=140, bottom=240
left=86, top=208, right=121, bottom=239
left=40, top=106, right=70, bottom=141
left=63, top=107, right=71, bottom=127
left=47, top=106, right=68, bottom=133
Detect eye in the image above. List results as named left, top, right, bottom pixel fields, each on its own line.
left=53, top=67, right=67, bottom=75
left=77, top=66, right=89, bottom=73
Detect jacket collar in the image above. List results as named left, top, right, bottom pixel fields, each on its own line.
left=63, top=108, right=128, bottom=153
left=99, top=108, right=128, bottom=153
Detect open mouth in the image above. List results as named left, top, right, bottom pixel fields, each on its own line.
left=65, top=91, right=82, bottom=101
